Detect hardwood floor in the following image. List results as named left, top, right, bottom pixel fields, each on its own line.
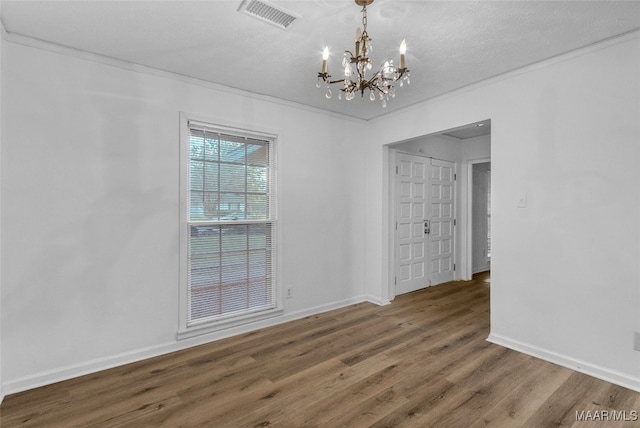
left=2, top=272, right=639, bottom=427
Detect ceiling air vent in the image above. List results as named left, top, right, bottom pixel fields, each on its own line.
left=238, top=0, right=300, bottom=31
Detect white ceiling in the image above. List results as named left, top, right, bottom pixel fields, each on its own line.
left=2, top=0, right=640, bottom=122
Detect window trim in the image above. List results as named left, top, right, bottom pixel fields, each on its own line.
left=178, top=112, right=282, bottom=339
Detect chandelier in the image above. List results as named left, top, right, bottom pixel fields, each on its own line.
left=316, top=0, right=410, bottom=108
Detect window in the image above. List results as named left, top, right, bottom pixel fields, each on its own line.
left=179, top=116, right=279, bottom=337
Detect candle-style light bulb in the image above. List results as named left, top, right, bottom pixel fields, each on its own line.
left=322, top=47, right=329, bottom=74
left=399, top=39, right=406, bottom=69
left=355, top=27, right=362, bottom=57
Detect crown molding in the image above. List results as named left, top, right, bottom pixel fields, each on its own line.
left=370, top=28, right=640, bottom=124
left=0, top=17, right=7, bottom=40
left=2, top=29, right=366, bottom=125
left=2, top=22, right=638, bottom=125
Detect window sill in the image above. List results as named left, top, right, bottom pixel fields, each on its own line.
left=177, top=307, right=284, bottom=340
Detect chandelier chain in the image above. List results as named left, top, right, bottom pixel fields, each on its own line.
left=362, top=4, right=367, bottom=30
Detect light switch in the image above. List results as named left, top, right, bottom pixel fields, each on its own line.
left=517, top=193, right=527, bottom=208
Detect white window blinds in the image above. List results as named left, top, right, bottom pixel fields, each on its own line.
left=186, top=121, right=276, bottom=326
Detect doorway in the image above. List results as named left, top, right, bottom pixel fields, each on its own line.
left=472, top=162, right=491, bottom=274
left=387, top=119, right=491, bottom=299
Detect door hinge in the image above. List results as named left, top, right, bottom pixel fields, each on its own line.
left=454, top=219, right=457, bottom=226
left=394, top=276, right=397, bottom=285
left=454, top=173, right=457, bottom=181
left=396, top=165, right=399, bottom=174
left=395, top=221, right=398, bottom=230
left=454, top=263, right=456, bottom=271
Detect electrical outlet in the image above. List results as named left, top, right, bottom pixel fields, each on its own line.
left=634, top=332, right=640, bottom=351
left=286, top=287, right=293, bottom=299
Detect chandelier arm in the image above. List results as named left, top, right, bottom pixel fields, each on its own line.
left=328, top=78, right=348, bottom=85
left=364, top=72, right=382, bottom=87
left=318, top=72, right=348, bottom=86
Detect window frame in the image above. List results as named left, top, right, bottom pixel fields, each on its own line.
left=178, top=113, right=282, bottom=339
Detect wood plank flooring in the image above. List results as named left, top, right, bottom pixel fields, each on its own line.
left=2, top=272, right=639, bottom=427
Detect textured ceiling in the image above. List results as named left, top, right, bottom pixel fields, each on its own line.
left=2, top=0, right=640, bottom=121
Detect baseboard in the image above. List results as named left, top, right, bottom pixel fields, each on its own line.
left=364, top=295, right=391, bottom=306
left=2, top=295, right=379, bottom=396
left=487, top=333, right=640, bottom=393
left=472, top=266, right=490, bottom=274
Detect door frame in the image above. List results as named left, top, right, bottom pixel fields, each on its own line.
left=464, top=157, right=491, bottom=280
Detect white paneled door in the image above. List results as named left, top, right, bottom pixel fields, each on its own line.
left=394, top=153, right=456, bottom=295
left=395, top=153, right=428, bottom=295
left=428, top=159, right=456, bottom=285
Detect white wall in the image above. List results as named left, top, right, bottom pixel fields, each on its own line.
left=461, top=134, right=491, bottom=161
left=393, top=134, right=462, bottom=160
left=365, top=32, right=640, bottom=391
left=0, top=2, right=4, bottom=404
left=1, top=38, right=367, bottom=393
